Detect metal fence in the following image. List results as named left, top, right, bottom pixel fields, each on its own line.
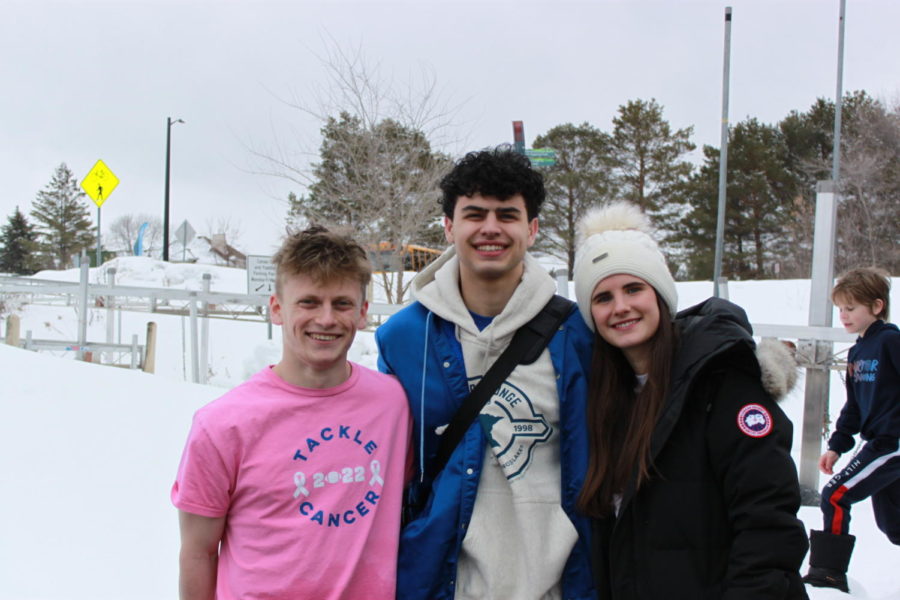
left=3, top=265, right=856, bottom=504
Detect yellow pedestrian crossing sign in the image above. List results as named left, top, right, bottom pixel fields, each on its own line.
left=81, top=159, right=119, bottom=207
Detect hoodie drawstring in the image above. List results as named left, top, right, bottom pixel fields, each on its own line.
left=418, top=311, right=432, bottom=482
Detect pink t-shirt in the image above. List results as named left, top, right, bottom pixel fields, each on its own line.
left=172, top=363, right=410, bottom=600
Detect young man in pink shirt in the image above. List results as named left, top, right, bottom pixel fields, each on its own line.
left=172, top=226, right=411, bottom=600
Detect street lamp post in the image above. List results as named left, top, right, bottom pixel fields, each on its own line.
left=163, top=116, right=184, bottom=261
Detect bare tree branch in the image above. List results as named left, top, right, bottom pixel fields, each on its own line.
left=246, top=39, right=467, bottom=301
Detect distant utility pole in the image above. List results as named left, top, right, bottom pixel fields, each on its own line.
left=163, top=116, right=185, bottom=262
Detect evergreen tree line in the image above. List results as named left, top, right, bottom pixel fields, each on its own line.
left=671, top=90, right=899, bottom=280
left=290, top=91, right=899, bottom=285
left=532, top=91, right=899, bottom=280
left=0, top=163, right=95, bottom=274
left=0, top=163, right=168, bottom=275
left=5, top=91, right=895, bottom=281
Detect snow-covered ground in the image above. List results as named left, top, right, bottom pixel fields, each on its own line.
left=1, top=259, right=898, bottom=599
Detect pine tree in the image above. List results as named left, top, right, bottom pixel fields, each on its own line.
left=0, top=206, right=40, bottom=274
left=532, top=122, right=614, bottom=274
left=30, top=163, right=95, bottom=269
left=673, top=119, right=799, bottom=280
left=610, top=98, right=695, bottom=230
left=780, top=91, right=900, bottom=273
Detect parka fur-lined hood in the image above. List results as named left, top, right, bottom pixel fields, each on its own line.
left=755, top=337, right=799, bottom=400
left=675, top=297, right=798, bottom=402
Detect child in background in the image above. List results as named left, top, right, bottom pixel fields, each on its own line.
left=803, top=267, right=900, bottom=593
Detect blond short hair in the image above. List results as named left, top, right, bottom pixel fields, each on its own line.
left=272, top=226, right=372, bottom=299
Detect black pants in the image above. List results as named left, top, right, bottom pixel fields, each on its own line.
left=821, top=441, right=900, bottom=544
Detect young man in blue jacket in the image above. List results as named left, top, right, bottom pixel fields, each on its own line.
left=376, top=146, right=595, bottom=599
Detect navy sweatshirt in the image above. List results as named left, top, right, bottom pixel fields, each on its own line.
left=829, top=320, right=900, bottom=454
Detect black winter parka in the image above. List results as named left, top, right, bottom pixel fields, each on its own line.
left=590, top=298, right=809, bottom=600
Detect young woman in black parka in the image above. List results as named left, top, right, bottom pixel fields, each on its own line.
left=572, top=201, right=810, bottom=599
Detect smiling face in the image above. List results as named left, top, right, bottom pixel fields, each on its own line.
left=444, top=193, right=538, bottom=287
left=270, top=273, right=368, bottom=388
left=590, top=274, right=661, bottom=373
left=834, top=293, right=883, bottom=337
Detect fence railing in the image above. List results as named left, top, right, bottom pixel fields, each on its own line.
left=3, top=266, right=856, bottom=503
left=1, top=267, right=403, bottom=384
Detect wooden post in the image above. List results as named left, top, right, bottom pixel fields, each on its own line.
left=143, top=322, right=158, bottom=374
left=5, top=314, right=21, bottom=346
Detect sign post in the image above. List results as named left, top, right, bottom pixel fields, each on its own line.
left=512, top=121, right=526, bottom=154
left=81, top=160, right=120, bottom=266
left=174, top=220, right=196, bottom=262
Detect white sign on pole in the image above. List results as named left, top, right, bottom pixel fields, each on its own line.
left=247, top=255, right=276, bottom=295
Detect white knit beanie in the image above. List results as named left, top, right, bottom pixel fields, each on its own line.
left=573, top=201, right=678, bottom=331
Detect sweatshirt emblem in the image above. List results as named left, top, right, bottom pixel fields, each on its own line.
left=849, top=358, right=878, bottom=383
left=472, top=378, right=553, bottom=480
left=737, top=404, right=773, bottom=438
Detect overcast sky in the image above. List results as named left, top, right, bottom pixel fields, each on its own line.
left=2, top=0, right=898, bottom=255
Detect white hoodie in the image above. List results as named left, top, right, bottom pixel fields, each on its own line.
left=414, top=248, right=579, bottom=600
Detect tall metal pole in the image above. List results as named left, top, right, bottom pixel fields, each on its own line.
left=800, top=181, right=840, bottom=501
left=96, top=206, right=102, bottom=267
left=712, top=7, right=732, bottom=298
left=832, top=0, right=846, bottom=182
left=163, top=117, right=172, bottom=262
left=163, top=117, right=184, bottom=262
left=798, top=1, right=848, bottom=504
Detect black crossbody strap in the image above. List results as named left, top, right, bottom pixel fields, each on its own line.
left=431, top=295, right=574, bottom=477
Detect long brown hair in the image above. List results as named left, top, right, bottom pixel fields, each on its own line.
left=577, top=293, right=677, bottom=518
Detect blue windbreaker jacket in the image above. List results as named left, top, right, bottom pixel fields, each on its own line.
left=376, top=300, right=596, bottom=599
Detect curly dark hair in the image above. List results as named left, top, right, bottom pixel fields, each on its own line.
left=272, top=225, right=372, bottom=299
left=439, top=145, right=545, bottom=220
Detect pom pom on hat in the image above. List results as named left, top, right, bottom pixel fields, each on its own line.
left=573, top=201, right=678, bottom=331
